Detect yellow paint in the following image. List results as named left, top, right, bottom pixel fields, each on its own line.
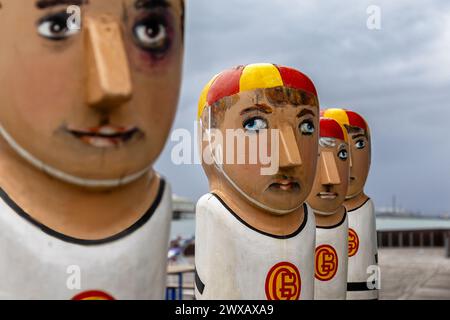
left=239, top=63, right=283, bottom=92
left=197, top=74, right=219, bottom=119
left=322, top=108, right=349, bottom=142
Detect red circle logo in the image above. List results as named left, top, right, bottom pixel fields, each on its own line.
left=315, top=245, right=338, bottom=281
left=72, top=290, right=115, bottom=300
left=265, top=262, right=301, bottom=300
left=348, top=228, right=360, bottom=257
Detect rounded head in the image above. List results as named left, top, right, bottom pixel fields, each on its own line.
left=0, top=0, right=184, bottom=187
left=198, top=63, right=320, bottom=214
left=307, top=117, right=349, bottom=214
left=321, top=108, right=371, bottom=198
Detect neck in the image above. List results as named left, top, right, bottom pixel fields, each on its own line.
left=211, top=180, right=304, bottom=237
left=0, top=138, right=161, bottom=240
left=314, top=206, right=346, bottom=228
left=344, top=191, right=369, bottom=211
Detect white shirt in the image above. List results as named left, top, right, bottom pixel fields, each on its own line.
left=314, top=211, right=348, bottom=300
left=0, top=179, right=172, bottom=300
left=346, top=198, right=379, bottom=300
left=195, top=193, right=316, bottom=300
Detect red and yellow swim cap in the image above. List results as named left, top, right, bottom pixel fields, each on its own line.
left=197, top=63, right=317, bottom=119
left=320, top=117, right=348, bottom=142
left=321, top=108, right=369, bottom=136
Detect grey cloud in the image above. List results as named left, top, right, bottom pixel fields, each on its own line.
left=156, top=0, right=450, bottom=215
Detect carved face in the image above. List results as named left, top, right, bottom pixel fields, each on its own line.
left=307, top=136, right=349, bottom=214
left=0, top=0, right=184, bottom=185
left=203, top=88, right=319, bottom=213
left=346, top=126, right=371, bottom=198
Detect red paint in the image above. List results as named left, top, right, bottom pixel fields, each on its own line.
left=345, top=110, right=368, bottom=131
left=206, top=66, right=244, bottom=106
left=276, top=65, right=317, bottom=97
left=72, top=290, right=115, bottom=300
left=320, top=118, right=345, bottom=140
left=348, top=228, right=360, bottom=257
left=265, top=262, right=301, bottom=300
left=315, top=244, right=338, bottom=281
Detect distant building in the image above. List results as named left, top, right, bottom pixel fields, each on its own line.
left=172, top=194, right=195, bottom=220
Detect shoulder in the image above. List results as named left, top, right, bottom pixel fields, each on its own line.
left=195, top=193, right=227, bottom=215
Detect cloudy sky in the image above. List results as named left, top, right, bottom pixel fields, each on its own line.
left=156, top=0, right=450, bottom=216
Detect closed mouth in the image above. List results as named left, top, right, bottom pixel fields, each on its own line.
left=268, top=179, right=301, bottom=192
left=317, top=192, right=338, bottom=200
left=67, top=125, right=141, bottom=148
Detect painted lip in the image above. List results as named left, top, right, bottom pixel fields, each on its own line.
left=268, top=178, right=301, bottom=192
left=317, top=192, right=338, bottom=200
left=67, top=125, right=141, bottom=148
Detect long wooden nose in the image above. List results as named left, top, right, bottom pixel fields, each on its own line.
left=85, top=16, right=132, bottom=110
left=279, top=126, right=302, bottom=168
left=320, top=151, right=341, bottom=185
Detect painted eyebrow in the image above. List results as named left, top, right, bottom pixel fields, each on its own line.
left=135, top=0, right=171, bottom=9
left=338, top=143, right=348, bottom=149
left=296, top=109, right=315, bottom=118
left=36, top=0, right=87, bottom=9
left=351, top=133, right=366, bottom=140
left=240, top=104, right=273, bottom=116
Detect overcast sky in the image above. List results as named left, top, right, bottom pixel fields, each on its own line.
left=156, top=0, right=450, bottom=216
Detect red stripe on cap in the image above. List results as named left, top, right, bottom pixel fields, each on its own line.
left=72, top=290, right=115, bottom=300
left=345, top=110, right=367, bottom=131
left=206, top=66, right=244, bottom=106
left=320, top=118, right=345, bottom=140
left=277, top=66, right=317, bottom=97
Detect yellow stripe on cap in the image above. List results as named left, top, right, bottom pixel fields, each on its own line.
left=197, top=74, right=219, bottom=120
left=322, top=108, right=350, bottom=126
left=239, top=63, right=283, bottom=92
left=322, top=108, right=350, bottom=142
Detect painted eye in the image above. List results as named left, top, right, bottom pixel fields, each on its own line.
left=299, top=120, right=315, bottom=135
left=37, top=12, right=79, bottom=41
left=338, top=149, right=348, bottom=160
left=355, top=139, right=366, bottom=149
left=133, top=16, right=170, bottom=53
left=243, top=117, right=268, bottom=132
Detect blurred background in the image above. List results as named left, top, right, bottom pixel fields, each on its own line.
left=159, top=0, right=450, bottom=299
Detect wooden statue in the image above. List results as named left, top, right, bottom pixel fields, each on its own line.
left=0, top=0, right=184, bottom=299
left=307, top=117, right=349, bottom=299
left=322, top=108, right=379, bottom=300
left=195, top=63, right=319, bottom=300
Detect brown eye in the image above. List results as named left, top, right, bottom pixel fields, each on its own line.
left=37, top=12, right=79, bottom=41
left=132, top=15, right=171, bottom=54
